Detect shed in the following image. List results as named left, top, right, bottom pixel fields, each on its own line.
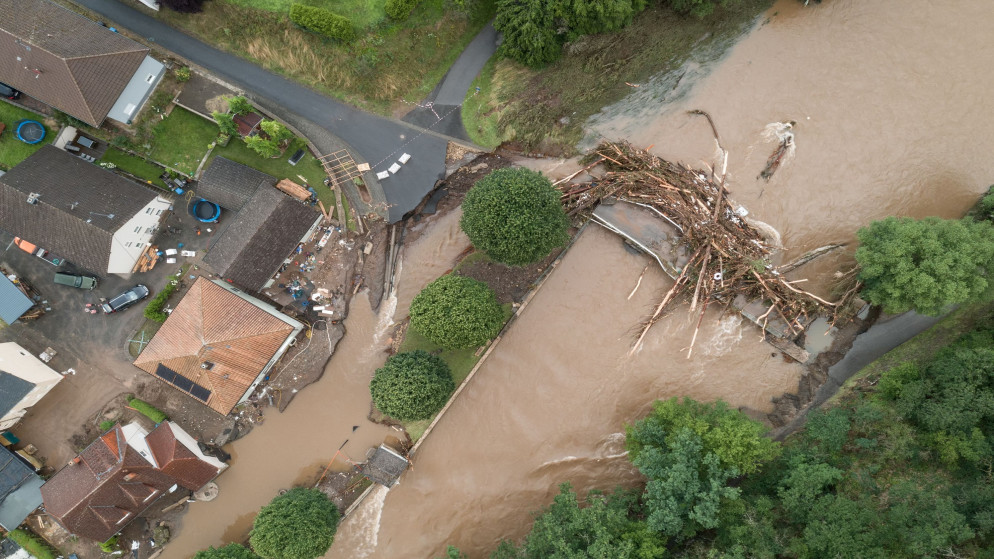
left=0, top=276, right=32, bottom=325
left=0, top=446, right=44, bottom=531
left=363, top=445, right=408, bottom=488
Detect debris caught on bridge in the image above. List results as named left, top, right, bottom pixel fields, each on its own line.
left=561, top=112, right=859, bottom=357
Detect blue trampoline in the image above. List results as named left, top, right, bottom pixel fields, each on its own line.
left=14, top=120, right=45, bottom=144
left=192, top=198, right=221, bottom=223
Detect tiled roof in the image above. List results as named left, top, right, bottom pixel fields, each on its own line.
left=0, top=146, right=159, bottom=274
left=145, top=423, right=218, bottom=490
left=133, top=279, right=300, bottom=414
left=40, top=426, right=175, bottom=541
left=0, top=0, right=150, bottom=126
left=196, top=157, right=275, bottom=211
left=204, top=187, right=321, bottom=292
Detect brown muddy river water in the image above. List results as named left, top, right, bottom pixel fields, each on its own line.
left=168, top=0, right=994, bottom=556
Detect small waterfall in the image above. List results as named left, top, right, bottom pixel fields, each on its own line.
left=348, top=485, right=389, bottom=558
left=703, top=315, right=744, bottom=357
left=372, top=259, right=401, bottom=346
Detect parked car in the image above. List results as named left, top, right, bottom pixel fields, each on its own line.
left=0, top=82, right=20, bottom=100
left=54, top=272, right=98, bottom=290
left=101, top=284, right=149, bottom=314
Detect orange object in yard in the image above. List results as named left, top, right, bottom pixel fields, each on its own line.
left=13, top=237, right=38, bottom=254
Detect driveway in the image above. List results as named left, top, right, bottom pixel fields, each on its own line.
left=72, top=0, right=452, bottom=222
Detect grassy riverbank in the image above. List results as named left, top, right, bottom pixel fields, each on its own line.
left=463, top=0, right=772, bottom=153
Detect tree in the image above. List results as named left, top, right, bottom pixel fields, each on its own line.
left=159, top=0, right=204, bottom=12
left=627, top=398, right=780, bottom=475
left=249, top=488, right=339, bottom=559
left=193, top=544, right=259, bottom=559
left=369, top=351, right=455, bottom=421
left=855, top=216, right=994, bottom=315
left=260, top=120, right=294, bottom=145
left=226, top=95, right=254, bottom=116
left=495, top=0, right=646, bottom=67
left=213, top=111, right=238, bottom=136
left=460, top=168, right=570, bottom=266
left=410, top=274, right=505, bottom=349
left=244, top=135, right=281, bottom=158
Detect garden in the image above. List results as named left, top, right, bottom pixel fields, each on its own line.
left=148, top=105, right=218, bottom=175
left=0, top=101, right=54, bottom=170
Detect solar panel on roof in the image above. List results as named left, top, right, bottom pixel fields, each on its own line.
left=173, top=376, right=194, bottom=392
left=189, top=385, right=211, bottom=402
left=155, top=364, right=178, bottom=383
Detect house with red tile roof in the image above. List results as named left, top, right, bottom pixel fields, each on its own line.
left=40, top=422, right=226, bottom=541
left=133, top=278, right=304, bottom=415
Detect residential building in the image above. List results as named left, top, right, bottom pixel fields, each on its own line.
left=0, top=343, right=62, bottom=431
left=0, top=446, right=44, bottom=531
left=0, top=0, right=165, bottom=126
left=204, top=186, right=322, bottom=292
left=40, top=421, right=226, bottom=541
left=0, top=146, right=172, bottom=275
left=133, top=278, right=303, bottom=415
left=196, top=157, right=276, bottom=212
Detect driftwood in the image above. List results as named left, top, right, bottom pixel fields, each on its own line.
left=566, top=117, right=858, bottom=355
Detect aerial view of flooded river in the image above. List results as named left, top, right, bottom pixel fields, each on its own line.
left=329, top=0, right=994, bottom=556
left=161, top=0, right=994, bottom=556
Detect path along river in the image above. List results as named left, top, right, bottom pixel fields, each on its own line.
left=166, top=0, right=994, bottom=556
left=329, top=0, right=994, bottom=556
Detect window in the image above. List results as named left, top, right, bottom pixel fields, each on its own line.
left=156, top=209, right=162, bottom=216
left=126, top=242, right=132, bottom=248
left=117, top=512, right=132, bottom=525
left=143, top=489, right=160, bottom=502
left=146, top=208, right=152, bottom=214
left=134, top=226, right=141, bottom=233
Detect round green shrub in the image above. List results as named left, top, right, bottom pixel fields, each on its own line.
left=249, top=488, right=339, bottom=559
left=410, top=274, right=504, bottom=349
left=370, top=350, right=454, bottom=421
left=289, top=4, right=356, bottom=42
left=460, top=167, right=570, bottom=266
left=385, top=0, right=419, bottom=20
left=193, top=543, right=259, bottom=559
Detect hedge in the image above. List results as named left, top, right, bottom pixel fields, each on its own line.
left=8, top=530, right=59, bottom=559
left=144, top=281, right=178, bottom=322
left=128, top=397, right=168, bottom=423
left=385, top=0, right=419, bottom=20
left=289, top=5, right=356, bottom=42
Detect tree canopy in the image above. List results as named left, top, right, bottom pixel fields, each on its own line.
left=855, top=216, right=994, bottom=315
left=460, top=168, right=570, bottom=266
left=667, top=0, right=739, bottom=18
left=369, top=350, right=455, bottom=421
left=410, top=274, right=505, bottom=349
left=249, top=488, right=339, bottom=559
left=193, top=544, right=259, bottom=559
left=159, top=0, right=205, bottom=13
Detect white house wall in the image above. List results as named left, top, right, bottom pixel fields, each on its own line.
left=109, top=196, right=172, bottom=274
left=0, top=342, right=62, bottom=429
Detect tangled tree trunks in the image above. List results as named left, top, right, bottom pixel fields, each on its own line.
left=563, top=118, right=858, bottom=354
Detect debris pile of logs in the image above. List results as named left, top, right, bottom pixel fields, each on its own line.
left=560, top=117, right=855, bottom=356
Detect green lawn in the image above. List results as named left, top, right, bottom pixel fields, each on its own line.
left=224, top=0, right=388, bottom=28
left=100, top=148, right=170, bottom=190
left=150, top=107, right=218, bottom=175
left=210, top=136, right=333, bottom=208
left=0, top=101, right=54, bottom=171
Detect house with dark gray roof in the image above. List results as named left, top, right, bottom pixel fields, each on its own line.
left=204, top=186, right=321, bottom=292
left=0, top=276, right=33, bottom=325
left=0, top=446, right=44, bottom=531
left=0, top=0, right=166, bottom=126
left=196, top=157, right=276, bottom=211
left=0, top=146, right=173, bottom=275
left=0, top=342, right=63, bottom=431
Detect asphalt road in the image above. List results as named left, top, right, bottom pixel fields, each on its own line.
left=73, top=0, right=449, bottom=222
left=402, top=23, right=497, bottom=142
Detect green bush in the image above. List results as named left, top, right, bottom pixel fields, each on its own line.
left=385, top=0, right=419, bottom=20
left=370, top=351, right=455, bottom=421
left=226, top=95, right=254, bottom=116
left=460, top=167, right=570, bottom=266
left=8, top=529, right=59, bottom=559
left=289, top=5, right=356, bottom=43
left=128, top=397, right=168, bottom=423
left=244, top=135, right=281, bottom=158
left=99, top=535, right=119, bottom=553
left=175, top=66, right=192, bottom=82
left=250, top=488, right=339, bottom=559
left=144, top=281, right=178, bottom=323
left=194, top=543, right=260, bottom=559
left=213, top=111, right=238, bottom=136
left=99, top=419, right=115, bottom=432
left=410, top=274, right=505, bottom=349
